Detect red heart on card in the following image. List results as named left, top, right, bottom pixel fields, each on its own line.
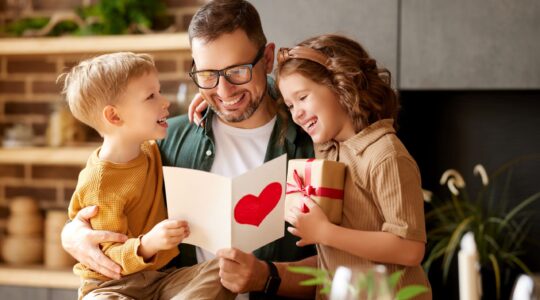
left=234, top=182, right=282, bottom=227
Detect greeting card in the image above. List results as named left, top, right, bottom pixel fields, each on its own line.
left=163, top=154, right=286, bottom=254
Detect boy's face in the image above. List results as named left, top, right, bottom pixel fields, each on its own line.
left=191, top=29, right=274, bottom=128
left=115, top=70, right=170, bottom=143
left=278, top=72, right=355, bottom=143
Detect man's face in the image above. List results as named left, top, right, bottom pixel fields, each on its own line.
left=191, top=29, right=274, bottom=127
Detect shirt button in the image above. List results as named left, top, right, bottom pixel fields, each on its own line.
left=206, top=150, right=212, bottom=156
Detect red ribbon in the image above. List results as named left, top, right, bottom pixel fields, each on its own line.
left=286, top=159, right=344, bottom=212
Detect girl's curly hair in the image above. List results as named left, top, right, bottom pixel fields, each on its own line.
left=276, top=34, right=399, bottom=132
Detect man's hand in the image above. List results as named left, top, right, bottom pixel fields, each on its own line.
left=139, top=219, right=189, bottom=260
left=61, top=206, right=127, bottom=279
left=216, top=248, right=268, bottom=293
left=187, top=93, right=208, bottom=126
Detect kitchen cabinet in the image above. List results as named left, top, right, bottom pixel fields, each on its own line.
left=0, top=286, right=77, bottom=300
left=251, top=0, right=399, bottom=87
left=400, top=0, right=540, bottom=89
left=0, top=265, right=78, bottom=300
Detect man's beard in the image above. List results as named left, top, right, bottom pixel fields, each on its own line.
left=210, top=95, right=261, bottom=123
left=210, top=83, right=268, bottom=123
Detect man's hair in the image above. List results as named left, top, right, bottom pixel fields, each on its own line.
left=58, top=52, right=156, bottom=131
left=188, top=0, right=267, bottom=48
left=276, top=34, right=399, bottom=132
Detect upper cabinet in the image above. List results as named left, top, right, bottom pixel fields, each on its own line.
left=251, top=0, right=399, bottom=87
left=400, top=0, right=540, bottom=90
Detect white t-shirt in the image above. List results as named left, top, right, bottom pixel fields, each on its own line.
left=196, top=114, right=277, bottom=299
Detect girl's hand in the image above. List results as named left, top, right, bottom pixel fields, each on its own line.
left=187, top=93, right=208, bottom=127
left=139, top=219, right=190, bottom=259
left=285, top=197, right=331, bottom=246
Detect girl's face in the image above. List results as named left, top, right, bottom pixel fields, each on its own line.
left=279, top=72, right=355, bottom=143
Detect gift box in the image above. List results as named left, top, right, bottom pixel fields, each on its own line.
left=285, top=159, right=346, bottom=224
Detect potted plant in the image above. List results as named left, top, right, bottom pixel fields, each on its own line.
left=423, top=156, right=540, bottom=299
left=1, top=0, right=173, bottom=37
left=288, top=265, right=428, bottom=300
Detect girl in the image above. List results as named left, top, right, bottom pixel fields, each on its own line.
left=276, top=34, right=431, bottom=299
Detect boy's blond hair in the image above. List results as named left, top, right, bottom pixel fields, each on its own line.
left=58, top=52, right=156, bottom=132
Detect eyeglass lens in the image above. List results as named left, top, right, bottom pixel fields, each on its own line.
left=191, top=46, right=265, bottom=89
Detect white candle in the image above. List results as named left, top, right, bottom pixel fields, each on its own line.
left=458, top=232, right=482, bottom=300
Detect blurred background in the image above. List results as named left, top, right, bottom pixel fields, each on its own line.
left=0, top=0, right=539, bottom=299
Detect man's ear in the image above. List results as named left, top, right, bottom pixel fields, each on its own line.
left=264, top=43, right=276, bottom=74
left=102, top=105, right=122, bottom=126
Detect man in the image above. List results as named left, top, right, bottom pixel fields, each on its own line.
left=62, top=0, right=317, bottom=299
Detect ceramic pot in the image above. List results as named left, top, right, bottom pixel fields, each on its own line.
left=9, top=197, right=39, bottom=215
left=2, top=235, right=43, bottom=265
left=44, top=241, right=76, bottom=269
left=45, top=210, right=68, bottom=242
left=6, top=214, right=43, bottom=236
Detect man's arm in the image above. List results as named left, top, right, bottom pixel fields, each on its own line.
left=216, top=248, right=317, bottom=298
left=275, top=255, right=318, bottom=298
left=61, top=205, right=127, bottom=279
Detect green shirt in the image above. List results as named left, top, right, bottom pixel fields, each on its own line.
left=158, top=109, right=316, bottom=299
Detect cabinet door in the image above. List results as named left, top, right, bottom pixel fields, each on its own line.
left=0, top=286, right=47, bottom=300
left=400, top=0, right=540, bottom=89
left=251, top=0, right=399, bottom=87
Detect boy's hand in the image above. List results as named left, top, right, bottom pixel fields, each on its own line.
left=61, top=205, right=127, bottom=279
left=187, top=93, right=208, bottom=127
left=139, top=219, right=189, bottom=259
left=285, top=197, right=330, bottom=247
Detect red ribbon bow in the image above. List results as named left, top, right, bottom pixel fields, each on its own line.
left=286, top=159, right=344, bottom=213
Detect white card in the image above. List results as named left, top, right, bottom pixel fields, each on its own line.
left=163, top=154, right=287, bottom=254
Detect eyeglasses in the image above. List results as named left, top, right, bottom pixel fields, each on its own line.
left=189, top=46, right=265, bottom=89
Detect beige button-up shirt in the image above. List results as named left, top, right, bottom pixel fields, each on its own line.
left=315, top=119, right=431, bottom=299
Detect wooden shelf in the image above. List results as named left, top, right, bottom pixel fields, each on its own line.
left=0, top=33, right=190, bottom=56
left=0, top=264, right=78, bottom=289
left=0, top=146, right=96, bottom=165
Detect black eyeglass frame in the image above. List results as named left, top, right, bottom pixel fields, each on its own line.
left=189, top=46, right=266, bottom=89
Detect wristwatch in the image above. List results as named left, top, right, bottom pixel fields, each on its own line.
left=263, top=260, right=282, bottom=295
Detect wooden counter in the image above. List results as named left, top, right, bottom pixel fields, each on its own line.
left=0, top=265, right=78, bottom=289
left=0, top=33, right=190, bottom=56
left=0, top=146, right=96, bottom=165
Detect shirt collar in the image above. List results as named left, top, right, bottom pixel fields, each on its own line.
left=317, top=119, right=396, bottom=155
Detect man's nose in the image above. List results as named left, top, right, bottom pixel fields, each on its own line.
left=215, top=76, right=236, bottom=98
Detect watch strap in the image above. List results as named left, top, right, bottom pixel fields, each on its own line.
left=263, top=260, right=281, bottom=295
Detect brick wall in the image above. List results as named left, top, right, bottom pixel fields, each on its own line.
left=0, top=1, right=201, bottom=217
left=0, top=50, right=195, bottom=210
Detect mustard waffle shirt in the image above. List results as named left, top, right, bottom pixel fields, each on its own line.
left=68, top=141, right=179, bottom=281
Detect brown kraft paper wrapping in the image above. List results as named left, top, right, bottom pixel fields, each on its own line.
left=285, top=159, right=346, bottom=224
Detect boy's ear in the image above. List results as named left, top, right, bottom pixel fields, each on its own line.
left=102, top=105, right=122, bottom=126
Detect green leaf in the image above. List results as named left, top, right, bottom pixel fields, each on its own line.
left=488, top=254, right=501, bottom=300
left=442, top=216, right=474, bottom=281
left=394, top=285, right=429, bottom=300
left=501, top=192, right=540, bottom=228
left=320, top=285, right=332, bottom=294
left=299, top=277, right=326, bottom=286
left=506, top=255, right=532, bottom=275
left=387, top=270, right=404, bottom=290
left=287, top=266, right=328, bottom=277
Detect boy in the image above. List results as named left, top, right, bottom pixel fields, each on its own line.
left=60, top=52, right=234, bottom=300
